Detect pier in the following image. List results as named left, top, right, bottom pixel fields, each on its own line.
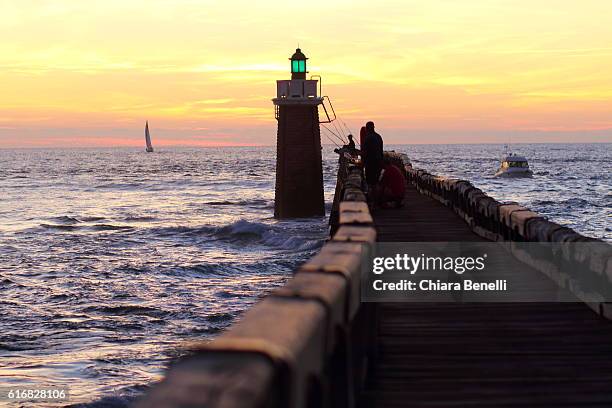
left=138, top=152, right=612, bottom=408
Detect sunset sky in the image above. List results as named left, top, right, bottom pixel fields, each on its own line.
left=1, top=0, right=611, bottom=147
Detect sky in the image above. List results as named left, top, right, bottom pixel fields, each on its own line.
left=1, top=0, right=611, bottom=147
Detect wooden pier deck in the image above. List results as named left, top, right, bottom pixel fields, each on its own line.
left=362, top=185, right=612, bottom=407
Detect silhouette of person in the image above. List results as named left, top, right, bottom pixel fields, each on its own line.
left=334, top=134, right=359, bottom=157
left=346, top=134, right=356, bottom=150
left=359, top=126, right=367, bottom=155
left=362, top=121, right=384, bottom=188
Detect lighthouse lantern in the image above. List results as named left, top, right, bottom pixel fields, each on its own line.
left=290, top=48, right=307, bottom=79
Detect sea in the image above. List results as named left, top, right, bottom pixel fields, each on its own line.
left=0, top=143, right=609, bottom=407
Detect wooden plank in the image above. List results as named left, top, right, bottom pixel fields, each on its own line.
left=363, top=185, right=612, bottom=407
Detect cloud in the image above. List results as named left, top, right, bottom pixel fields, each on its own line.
left=1, top=0, right=612, bottom=146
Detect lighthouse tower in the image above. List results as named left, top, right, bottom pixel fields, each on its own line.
left=272, top=48, right=325, bottom=218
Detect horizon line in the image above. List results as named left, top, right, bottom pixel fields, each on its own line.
left=2, top=141, right=611, bottom=150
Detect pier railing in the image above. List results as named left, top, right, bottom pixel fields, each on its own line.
left=138, top=155, right=377, bottom=408
left=400, top=155, right=611, bottom=317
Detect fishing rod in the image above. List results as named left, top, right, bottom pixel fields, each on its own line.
left=320, top=125, right=342, bottom=148
left=321, top=123, right=347, bottom=145
left=332, top=110, right=353, bottom=144
left=340, top=119, right=353, bottom=139
left=331, top=119, right=348, bottom=144
left=322, top=127, right=344, bottom=148
left=321, top=122, right=344, bottom=142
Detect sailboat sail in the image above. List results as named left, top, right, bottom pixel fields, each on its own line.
left=145, top=121, right=154, bottom=152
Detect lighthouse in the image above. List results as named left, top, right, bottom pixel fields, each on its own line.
left=272, top=48, right=325, bottom=218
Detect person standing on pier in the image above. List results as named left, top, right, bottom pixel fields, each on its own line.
left=362, top=121, right=384, bottom=206
left=359, top=126, right=367, bottom=153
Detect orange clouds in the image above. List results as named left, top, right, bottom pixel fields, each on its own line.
left=0, top=0, right=611, bottom=146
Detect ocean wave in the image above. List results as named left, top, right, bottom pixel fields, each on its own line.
left=149, top=225, right=217, bottom=236
left=532, top=197, right=602, bottom=209
left=166, top=263, right=239, bottom=277
left=89, top=224, right=134, bottom=231
left=204, top=198, right=271, bottom=207
left=40, top=223, right=133, bottom=232
left=146, top=219, right=322, bottom=251
left=93, top=182, right=143, bottom=189
left=80, top=216, right=106, bottom=222
left=215, top=289, right=253, bottom=299
left=123, top=216, right=156, bottom=222
left=0, top=278, right=14, bottom=286
left=204, top=200, right=236, bottom=205
left=146, top=221, right=260, bottom=239
left=51, top=216, right=80, bottom=224
left=533, top=200, right=555, bottom=206
left=261, top=230, right=322, bottom=251
left=0, top=245, right=19, bottom=254
left=0, top=333, right=43, bottom=351
left=216, top=219, right=270, bottom=237
left=216, top=220, right=322, bottom=250
left=206, top=312, right=235, bottom=323
left=43, top=215, right=107, bottom=226
left=0, top=342, right=40, bottom=351
left=41, top=223, right=79, bottom=231
left=562, top=198, right=591, bottom=207
left=84, top=305, right=167, bottom=318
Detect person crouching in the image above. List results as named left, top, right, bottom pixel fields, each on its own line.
left=378, top=157, right=406, bottom=208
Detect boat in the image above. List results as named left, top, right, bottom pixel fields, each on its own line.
left=145, top=121, right=154, bottom=152
left=494, top=153, right=533, bottom=178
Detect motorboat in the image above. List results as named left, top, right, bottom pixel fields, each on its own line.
left=494, top=153, right=533, bottom=177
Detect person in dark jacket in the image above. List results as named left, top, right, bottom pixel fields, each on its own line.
left=346, top=134, right=356, bottom=151
left=362, top=121, right=384, bottom=187
left=334, top=134, right=358, bottom=158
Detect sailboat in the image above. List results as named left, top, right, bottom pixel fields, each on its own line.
left=145, top=121, right=154, bottom=152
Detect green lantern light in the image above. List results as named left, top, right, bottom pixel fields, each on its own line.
left=290, top=48, right=307, bottom=79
